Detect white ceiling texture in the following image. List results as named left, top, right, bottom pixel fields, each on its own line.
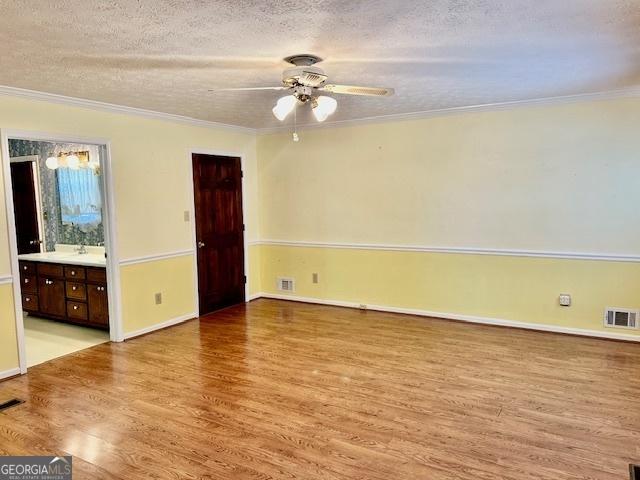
left=0, top=0, right=639, bottom=128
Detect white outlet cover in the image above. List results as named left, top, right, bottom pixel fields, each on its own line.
left=559, top=294, right=571, bottom=307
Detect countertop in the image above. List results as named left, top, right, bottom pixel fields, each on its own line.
left=18, top=251, right=107, bottom=267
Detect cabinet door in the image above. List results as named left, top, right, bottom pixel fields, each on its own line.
left=87, top=284, right=109, bottom=326
left=38, top=277, right=66, bottom=317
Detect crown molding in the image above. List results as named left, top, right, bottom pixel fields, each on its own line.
left=257, top=86, right=640, bottom=134
left=0, top=85, right=256, bottom=135
left=3, top=84, right=639, bottom=136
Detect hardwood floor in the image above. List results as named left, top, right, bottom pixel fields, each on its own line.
left=1, top=299, right=639, bottom=479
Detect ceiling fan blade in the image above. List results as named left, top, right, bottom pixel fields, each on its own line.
left=320, top=84, right=394, bottom=97
left=210, top=86, right=290, bottom=92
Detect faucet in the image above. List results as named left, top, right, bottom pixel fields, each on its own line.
left=75, top=243, right=87, bottom=255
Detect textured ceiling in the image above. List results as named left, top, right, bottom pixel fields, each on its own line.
left=1, top=0, right=639, bottom=129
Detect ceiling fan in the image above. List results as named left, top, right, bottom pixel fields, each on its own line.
left=212, top=54, right=395, bottom=123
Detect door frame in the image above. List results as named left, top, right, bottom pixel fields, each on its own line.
left=188, top=148, right=250, bottom=315
left=1, top=129, right=123, bottom=374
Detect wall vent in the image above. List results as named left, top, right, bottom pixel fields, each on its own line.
left=604, top=307, right=639, bottom=329
left=277, top=277, right=295, bottom=292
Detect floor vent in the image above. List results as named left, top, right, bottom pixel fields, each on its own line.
left=630, top=464, right=640, bottom=479
left=0, top=398, right=24, bottom=412
left=277, top=277, right=295, bottom=292
left=605, top=308, right=639, bottom=329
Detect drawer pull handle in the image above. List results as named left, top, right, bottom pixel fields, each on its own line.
left=71, top=271, right=76, bottom=276
left=23, top=266, right=27, bottom=270
left=73, top=305, right=78, bottom=310
left=45, top=279, right=53, bottom=285
left=72, top=286, right=77, bottom=291
left=24, top=278, right=29, bottom=284
left=25, top=297, right=30, bottom=302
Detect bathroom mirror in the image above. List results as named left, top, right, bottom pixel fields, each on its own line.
left=8, top=139, right=105, bottom=251
left=55, top=152, right=104, bottom=246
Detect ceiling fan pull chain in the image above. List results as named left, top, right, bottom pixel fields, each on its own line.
left=293, top=103, right=299, bottom=142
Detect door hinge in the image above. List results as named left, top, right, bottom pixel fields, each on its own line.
left=240, top=170, right=244, bottom=178
left=243, top=275, right=247, bottom=284
left=242, top=224, right=245, bottom=231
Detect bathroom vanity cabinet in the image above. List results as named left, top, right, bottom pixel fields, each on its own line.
left=20, top=260, right=109, bottom=330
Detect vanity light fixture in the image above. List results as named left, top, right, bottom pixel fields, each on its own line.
left=66, top=154, right=80, bottom=169
left=45, top=156, right=59, bottom=170
left=45, top=151, right=99, bottom=173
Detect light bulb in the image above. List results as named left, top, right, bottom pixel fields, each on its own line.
left=272, top=95, right=297, bottom=121
left=66, top=154, right=80, bottom=169
left=312, top=96, right=337, bottom=122
left=45, top=156, right=59, bottom=170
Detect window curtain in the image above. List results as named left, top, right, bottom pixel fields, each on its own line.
left=57, top=168, right=102, bottom=231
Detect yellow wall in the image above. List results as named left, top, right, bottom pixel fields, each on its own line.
left=0, top=95, right=260, bottom=370
left=120, top=255, right=196, bottom=334
left=259, top=245, right=640, bottom=335
left=2, top=91, right=639, bottom=374
left=257, top=97, right=640, bottom=336
left=258, top=97, right=640, bottom=254
left=0, top=283, right=18, bottom=372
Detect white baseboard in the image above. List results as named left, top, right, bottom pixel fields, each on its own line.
left=246, top=293, right=262, bottom=301
left=123, top=313, right=197, bottom=340
left=0, top=367, right=21, bottom=381
left=253, top=293, right=640, bottom=343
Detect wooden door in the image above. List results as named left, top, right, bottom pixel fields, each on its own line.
left=10, top=161, right=41, bottom=254
left=192, top=154, right=245, bottom=315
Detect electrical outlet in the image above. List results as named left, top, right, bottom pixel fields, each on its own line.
left=312, top=273, right=319, bottom=284
left=359, top=304, right=367, bottom=310
left=559, top=294, right=571, bottom=307
left=183, top=211, right=190, bottom=222
left=155, top=292, right=162, bottom=305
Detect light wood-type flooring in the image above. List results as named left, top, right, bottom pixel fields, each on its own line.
left=0, top=299, right=639, bottom=479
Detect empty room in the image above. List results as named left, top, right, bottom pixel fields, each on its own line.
left=0, top=1, right=639, bottom=479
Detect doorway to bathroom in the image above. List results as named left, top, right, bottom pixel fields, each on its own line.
left=1, top=132, right=121, bottom=371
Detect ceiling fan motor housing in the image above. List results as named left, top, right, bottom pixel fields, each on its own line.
left=282, top=66, right=328, bottom=88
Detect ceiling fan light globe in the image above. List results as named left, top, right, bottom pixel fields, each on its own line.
left=312, top=96, right=337, bottom=122
left=272, top=95, right=297, bottom=121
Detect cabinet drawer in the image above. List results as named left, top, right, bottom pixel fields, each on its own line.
left=37, top=263, right=64, bottom=278
left=22, top=294, right=39, bottom=312
left=87, top=267, right=107, bottom=283
left=65, top=266, right=86, bottom=280
left=67, top=301, right=88, bottom=321
left=19, top=261, right=36, bottom=276
left=66, top=281, right=87, bottom=301
left=20, top=274, right=37, bottom=294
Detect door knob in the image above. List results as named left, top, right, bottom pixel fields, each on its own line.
left=197, top=241, right=205, bottom=248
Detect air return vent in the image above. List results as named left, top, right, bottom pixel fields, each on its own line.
left=277, top=277, right=295, bottom=292
left=604, top=308, right=638, bottom=329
